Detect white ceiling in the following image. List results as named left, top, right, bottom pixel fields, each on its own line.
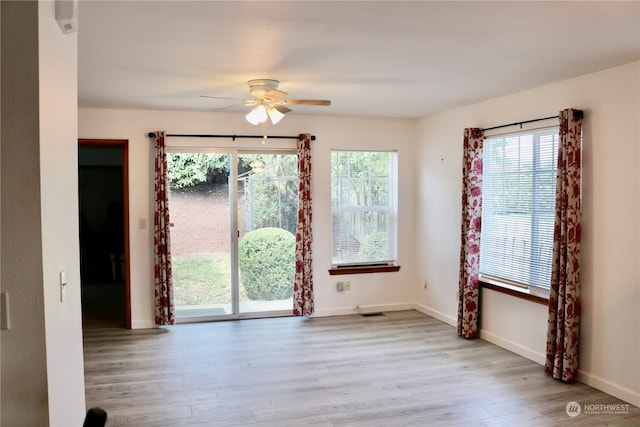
left=78, top=1, right=640, bottom=119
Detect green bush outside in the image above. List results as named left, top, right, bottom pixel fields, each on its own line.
left=359, top=232, right=388, bottom=261
left=238, top=227, right=295, bottom=300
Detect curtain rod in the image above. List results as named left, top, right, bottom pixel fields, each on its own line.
left=481, top=110, right=583, bottom=133
left=481, top=115, right=558, bottom=132
left=146, top=132, right=315, bottom=141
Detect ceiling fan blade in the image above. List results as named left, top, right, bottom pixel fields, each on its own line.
left=281, top=99, right=331, bottom=106
left=211, top=104, right=247, bottom=112
left=200, top=95, right=245, bottom=101
left=273, top=104, right=292, bottom=114
left=202, top=96, right=257, bottom=109
left=265, top=89, right=287, bottom=100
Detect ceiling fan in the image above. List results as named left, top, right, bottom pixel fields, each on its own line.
left=201, top=79, right=331, bottom=125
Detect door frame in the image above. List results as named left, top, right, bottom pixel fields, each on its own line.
left=78, top=138, right=131, bottom=329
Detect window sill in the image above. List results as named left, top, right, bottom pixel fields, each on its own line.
left=329, top=265, right=401, bottom=275
left=479, top=279, right=549, bottom=306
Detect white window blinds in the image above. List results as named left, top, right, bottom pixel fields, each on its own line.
left=479, top=128, right=559, bottom=289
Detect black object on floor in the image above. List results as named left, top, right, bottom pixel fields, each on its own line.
left=83, top=407, right=107, bottom=427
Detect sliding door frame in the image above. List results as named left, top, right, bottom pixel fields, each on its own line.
left=167, top=147, right=297, bottom=322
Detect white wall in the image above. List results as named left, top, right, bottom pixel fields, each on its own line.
left=1, top=2, right=49, bottom=424
left=415, top=61, right=640, bottom=406
left=78, top=109, right=417, bottom=326
left=38, top=1, right=86, bottom=425
left=1, top=1, right=86, bottom=426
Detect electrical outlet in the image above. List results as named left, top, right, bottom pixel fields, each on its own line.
left=337, top=281, right=345, bottom=292
left=346, top=281, right=351, bottom=291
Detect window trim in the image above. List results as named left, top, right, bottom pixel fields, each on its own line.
left=479, top=275, right=549, bottom=305
left=329, top=264, right=401, bottom=275
left=330, top=149, right=398, bottom=267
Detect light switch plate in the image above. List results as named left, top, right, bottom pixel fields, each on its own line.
left=59, top=270, right=67, bottom=302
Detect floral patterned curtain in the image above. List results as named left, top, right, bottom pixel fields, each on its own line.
left=154, top=131, right=175, bottom=325
left=293, top=133, right=314, bottom=316
left=457, top=128, right=484, bottom=338
left=545, top=109, right=583, bottom=382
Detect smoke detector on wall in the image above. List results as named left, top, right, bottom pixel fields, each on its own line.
left=55, top=0, right=78, bottom=35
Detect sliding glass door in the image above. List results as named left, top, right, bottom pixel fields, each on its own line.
left=237, top=153, right=298, bottom=315
left=168, top=152, right=233, bottom=319
left=168, top=150, right=297, bottom=321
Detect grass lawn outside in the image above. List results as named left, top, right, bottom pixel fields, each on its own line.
left=172, top=253, right=250, bottom=306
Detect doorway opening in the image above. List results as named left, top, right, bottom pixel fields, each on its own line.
left=78, top=139, right=131, bottom=328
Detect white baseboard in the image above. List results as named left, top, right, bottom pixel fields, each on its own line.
left=412, top=304, right=545, bottom=365
left=131, top=319, right=156, bottom=329
left=577, top=370, right=640, bottom=407
left=312, top=302, right=414, bottom=318
left=412, top=303, right=456, bottom=326
left=478, top=329, right=546, bottom=365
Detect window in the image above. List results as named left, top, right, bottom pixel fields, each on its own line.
left=331, top=150, right=397, bottom=267
left=480, top=128, right=559, bottom=291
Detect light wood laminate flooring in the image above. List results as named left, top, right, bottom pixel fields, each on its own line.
left=83, top=310, right=639, bottom=426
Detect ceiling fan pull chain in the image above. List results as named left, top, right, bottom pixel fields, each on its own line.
left=262, top=121, right=267, bottom=144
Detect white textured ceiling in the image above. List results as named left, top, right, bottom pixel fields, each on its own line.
left=78, top=1, right=640, bottom=119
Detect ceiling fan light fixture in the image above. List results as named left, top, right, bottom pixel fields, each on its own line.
left=245, top=104, right=268, bottom=125
left=268, top=107, right=285, bottom=125
left=209, top=79, right=329, bottom=125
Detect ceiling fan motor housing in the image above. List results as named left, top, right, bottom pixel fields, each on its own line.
left=248, top=79, right=280, bottom=98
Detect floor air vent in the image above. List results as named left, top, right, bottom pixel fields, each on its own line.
left=361, top=312, right=385, bottom=317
